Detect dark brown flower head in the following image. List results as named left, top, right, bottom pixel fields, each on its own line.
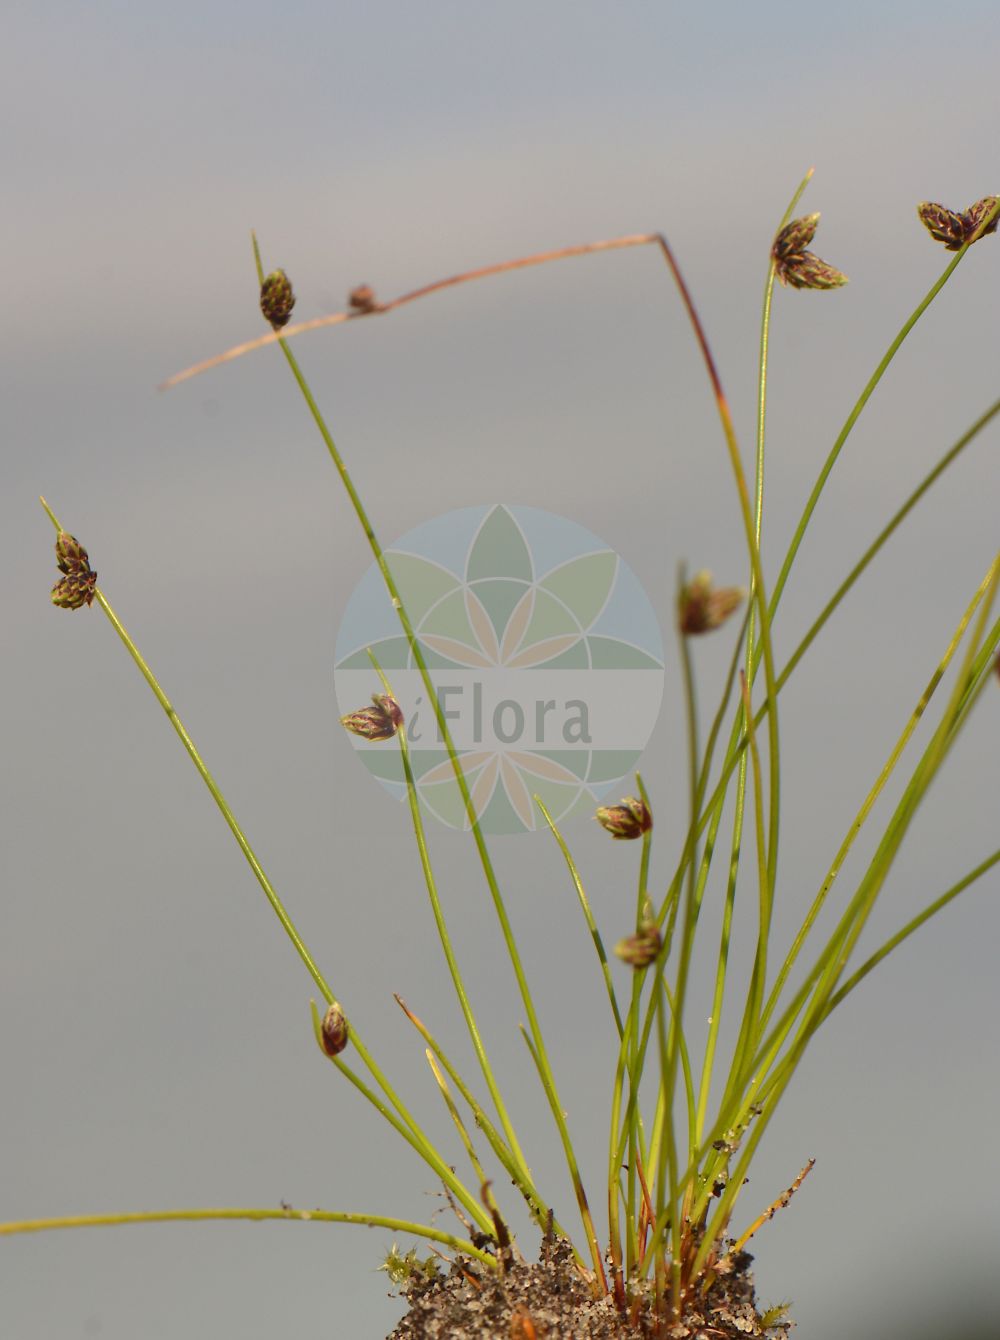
left=918, top=197, right=999, bottom=250
left=51, top=530, right=97, bottom=608
left=55, top=531, right=91, bottom=575
left=319, top=1002, right=349, bottom=1057
left=771, top=213, right=820, bottom=260
left=260, top=269, right=296, bottom=329
left=772, top=213, right=848, bottom=291
left=51, top=570, right=98, bottom=609
left=779, top=253, right=850, bottom=290
left=679, top=571, right=744, bottom=635
left=340, top=693, right=404, bottom=742
left=963, top=196, right=1000, bottom=242
left=916, top=202, right=965, bottom=250
left=348, top=284, right=379, bottom=313
left=615, top=921, right=661, bottom=969
left=595, top=795, right=652, bottom=840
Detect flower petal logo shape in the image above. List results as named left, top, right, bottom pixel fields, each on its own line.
left=335, top=505, right=663, bottom=835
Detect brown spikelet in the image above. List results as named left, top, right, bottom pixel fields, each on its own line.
left=778, top=252, right=849, bottom=290
left=679, top=571, right=745, bottom=634
left=319, top=1002, right=349, bottom=1057
left=55, top=531, right=91, bottom=574
left=259, top=269, right=296, bottom=329
left=340, top=693, right=404, bottom=742
left=595, top=796, right=652, bottom=840
left=51, top=571, right=98, bottom=609
left=961, top=196, right=999, bottom=243
left=772, top=212, right=848, bottom=290
left=917, top=201, right=969, bottom=250
left=51, top=530, right=97, bottom=609
left=771, top=213, right=820, bottom=261
left=917, top=196, right=999, bottom=250
left=614, top=922, right=661, bottom=969
left=348, top=284, right=380, bottom=313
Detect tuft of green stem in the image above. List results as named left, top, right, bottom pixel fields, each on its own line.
left=31, top=182, right=1000, bottom=1325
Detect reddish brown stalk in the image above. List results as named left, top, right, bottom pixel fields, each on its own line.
left=160, top=230, right=718, bottom=392
left=452, top=1258, right=485, bottom=1290
left=160, top=234, right=657, bottom=390
left=634, top=1148, right=655, bottom=1259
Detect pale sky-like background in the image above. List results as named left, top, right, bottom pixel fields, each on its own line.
left=3, top=3, right=999, bottom=1337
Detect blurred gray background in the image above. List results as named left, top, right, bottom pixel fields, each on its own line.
left=3, top=2, right=999, bottom=1336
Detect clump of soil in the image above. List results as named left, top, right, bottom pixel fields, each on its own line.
left=387, top=1235, right=791, bottom=1339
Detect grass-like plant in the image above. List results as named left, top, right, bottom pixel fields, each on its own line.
left=7, top=173, right=999, bottom=1337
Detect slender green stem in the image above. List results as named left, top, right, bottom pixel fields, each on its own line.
left=607, top=1011, right=633, bottom=1276
left=621, top=430, right=1000, bottom=1254
left=653, top=567, right=742, bottom=1272
left=794, top=567, right=1000, bottom=1022
left=756, top=628, right=1000, bottom=1092
left=261, top=275, right=579, bottom=1235
left=635, top=800, right=731, bottom=1190
left=693, top=173, right=791, bottom=1157
left=638, top=980, right=691, bottom=1302
left=41, top=496, right=491, bottom=1237
left=709, top=173, right=799, bottom=1117
left=651, top=974, right=678, bottom=1308
left=755, top=167, right=813, bottom=513
left=680, top=568, right=1000, bottom=1252
left=635, top=772, right=654, bottom=916
left=519, top=1026, right=608, bottom=1292
left=425, top=1050, right=490, bottom=1187
left=627, top=773, right=655, bottom=1262
left=693, top=608, right=751, bottom=813
left=692, top=776, right=954, bottom=1291
left=773, top=394, right=1000, bottom=692
left=624, top=970, right=645, bottom=1265
left=0, top=1207, right=495, bottom=1264
left=647, top=593, right=698, bottom=1288
left=41, top=495, right=334, bottom=1006
left=536, top=797, right=624, bottom=1038
left=694, top=776, right=744, bottom=1147
left=690, top=1073, right=787, bottom=1280
left=392, top=995, right=563, bottom=1236
left=655, top=235, right=783, bottom=910
left=651, top=391, right=1000, bottom=955
left=701, top=245, right=993, bottom=1173
left=646, top=233, right=783, bottom=934
left=745, top=166, right=806, bottom=682
left=767, top=247, right=977, bottom=627
left=668, top=596, right=701, bottom=1154
left=691, top=613, right=751, bottom=1147
left=732, top=628, right=996, bottom=1161
left=822, top=847, right=1000, bottom=1020
left=639, top=977, right=695, bottom=1260
left=758, top=557, right=1000, bottom=1040
left=309, top=1021, right=494, bottom=1235
left=368, top=653, right=531, bottom=1180
left=251, top=233, right=266, bottom=285
left=731, top=672, right=772, bottom=1071
left=706, top=593, right=1000, bottom=1225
